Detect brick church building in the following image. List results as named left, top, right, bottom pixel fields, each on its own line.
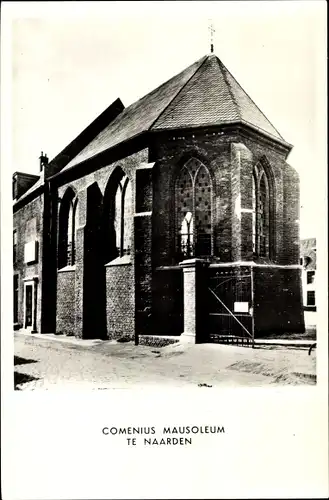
left=13, top=53, right=305, bottom=342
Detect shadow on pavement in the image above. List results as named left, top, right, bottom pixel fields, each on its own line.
left=14, top=371, right=40, bottom=390
left=14, top=355, right=38, bottom=366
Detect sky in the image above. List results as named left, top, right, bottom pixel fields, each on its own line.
left=5, top=1, right=327, bottom=238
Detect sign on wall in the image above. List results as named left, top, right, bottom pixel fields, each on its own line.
left=24, top=241, right=38, bottom=264
left=234, top=301, right=249, bottom=313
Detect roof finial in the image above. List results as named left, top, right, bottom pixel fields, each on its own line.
left=208, top=20, right=215, bottom=54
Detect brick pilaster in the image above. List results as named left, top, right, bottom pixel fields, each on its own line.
left=74, top=189, right=87, bottom=338
left=179, top=258, right=209, bottom=343
left=134, top=163, right=154, bottom=335
left=231, top=142, right=254, bottom=261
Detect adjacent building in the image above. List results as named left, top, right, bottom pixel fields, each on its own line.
left=300, top=238, right=317, bottom=327
left=13, top=52, right=305, bottom=342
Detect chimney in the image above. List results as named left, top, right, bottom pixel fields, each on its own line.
left=39, top=151, right=49, bottom=172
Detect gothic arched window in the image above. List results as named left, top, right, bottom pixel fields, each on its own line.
left=114, top=175, right=132, bottom=257
left=252, top=163, right=273, bottom=259
left=104, top=169, right=133, bottom=262
left=58, top=189, right=78, bottom=268
left=252, top=175, right=256, bottom=254
left=175, top=158, right=213, bottom=259
left=122, top=178, right=133, bottom=255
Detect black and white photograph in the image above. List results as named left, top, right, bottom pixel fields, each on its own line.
left=9, top=2, right=323, bottom=390
left=1, top=1, right=328, bottom=499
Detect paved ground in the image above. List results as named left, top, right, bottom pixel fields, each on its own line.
left=14, top=331, right=316, bottom=390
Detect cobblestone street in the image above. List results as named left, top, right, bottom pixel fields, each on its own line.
left=14, top=331, right=316, bottom=390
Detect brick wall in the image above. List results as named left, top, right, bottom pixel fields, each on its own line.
left=54, top=148, right=148, bottom=338
left=254, top=266, right=304, bottom=334
left=231, top=143, right=242, bottom=261
left=134, top=214, right=152, bottom=334
left=282, top=163, right=301, bottom=265
left=240, top=134, right=288, bottom=263
left=134, top=164, right=153, bottom=335
left=105, top=264, right=134, bottom=337
left=152, top=269, right=183, bottom=335
left=13, top=195, right=44, bottom=331
left=56, top=270, right=76, bottom=335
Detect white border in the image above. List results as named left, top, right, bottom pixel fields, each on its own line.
left=1, top=2, right=328, bottom=500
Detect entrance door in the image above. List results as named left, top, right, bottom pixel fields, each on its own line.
left=25, top=284, right=33, bottom=328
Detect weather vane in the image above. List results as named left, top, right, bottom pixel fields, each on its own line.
left=208, top=20, right=215, bottom=53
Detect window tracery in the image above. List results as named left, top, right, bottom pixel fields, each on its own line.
left=175, top=158, right=213, bottom=259
left=252, top=163, right=273, bottom=259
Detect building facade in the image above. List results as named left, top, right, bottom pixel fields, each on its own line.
left=13, top=53, right=305, bottom=342
left=300, top=238, right=316, bottom=328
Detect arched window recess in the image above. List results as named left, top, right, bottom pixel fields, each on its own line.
left=252, top=161, right=274, bottom=260
left=103, top=168, right=133, bottom=264
left=58, top=188, right=78, bottom=269
left=175, top=157, right=213, bottom=260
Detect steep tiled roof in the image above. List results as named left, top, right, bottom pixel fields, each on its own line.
left=64, top=53, right=287, bottom=171
left=64, top=56, right=208, bottom=170
left=153, top=56, right=284, bottom=141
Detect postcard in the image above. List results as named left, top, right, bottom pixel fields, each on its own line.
left=1, top=1, right=328, bottom=499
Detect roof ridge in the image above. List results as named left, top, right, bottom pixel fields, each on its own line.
left=218, top=57, right=284, bottom=140
left=120, top=55, right=206, bottom=120
left=214, top=56, right=241, bottom=119
left=149, top=55, right=208, bottom=130
left=80, top=56, right=204, bottom=135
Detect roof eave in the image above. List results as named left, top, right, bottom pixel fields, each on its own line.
left=13, top=183, right=44, bottom=213
left=49, top=131, right=149, bottom=182
left=150, top=120, right=292, bottom=151
left=239, top=120, right=292, bottom=150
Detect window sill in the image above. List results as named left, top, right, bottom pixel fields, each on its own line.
left=58, top=265, right=76, bottom=272
left=304, top=306, right=316, bottom=312
left=105, top=255, right=131, bottom=267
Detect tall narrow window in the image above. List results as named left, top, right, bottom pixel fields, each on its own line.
left=258, top=173, right=269, bottom=257
left=252, top=176, right=256, bottom=254
left=122, top=179, right=132, bottom=255
left=195, top=165, right=212, bottom=256
left=114, top=182, right=122, bottom=254
left=180, top=211, right=194, bottom=257
left=58, top=189, right=78, bottom=268
left=176, top=166, right=194, bottom=257
left=252, top=163, right=273, bottom=259
left=13, top=230, right=17, bottom=265
left=307, top=290, right=315, bottom=306
left=67, top=202, right=74, bottom=264
left=70, top=199, right=78, bottom=265
left=175, top=158, right=213, bottom=259
left=307, top=271, right=315, bottom=284
left=112, top=175, right=132, bottom=258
